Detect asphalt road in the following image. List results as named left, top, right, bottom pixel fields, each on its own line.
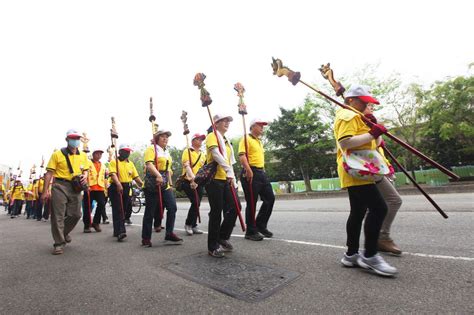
left=1, top=192, right=472, bottom=313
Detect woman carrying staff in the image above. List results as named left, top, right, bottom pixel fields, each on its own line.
left=142, top=129, right=183, bottom=247
left=335, top=85, right=397, bottom=277
left=205, top=114, right=238, bottom=258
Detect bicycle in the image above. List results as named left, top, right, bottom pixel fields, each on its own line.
left=131, top=188, right=143, bottom=214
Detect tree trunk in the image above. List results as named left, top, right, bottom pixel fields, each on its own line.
left=300, top=165, right=312, bottom=192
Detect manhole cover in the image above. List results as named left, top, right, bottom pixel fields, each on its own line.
left=164, top=253, right=300, bottom=302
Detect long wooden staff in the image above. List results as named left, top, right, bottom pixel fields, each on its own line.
left=234, top=83, right=257, bottom=226
left=81, top=133, right=93, bottom=225
left=319, top=63, right=448, bottom=219
left=149, top=98, right=164, bottom=220
left=193, top=73, right=246, bottom=232
left=180, top=110, right=201, bottom=223
left=271, top=57, right=459, bottom=181
left=110, top=117, right=125, bottom=222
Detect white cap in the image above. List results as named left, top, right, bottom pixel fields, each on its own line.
left=91, top=148, right=105, bottom=154
left=213, top=114, right=233, bottom=123
left=345, top=85, right=380, bottom=104
left=154, top=129, right=172, bottom=137
left=66, top=129, right=81, bottom=139
left=250, top=118, right=268, bottom=127
left=119, top=144, right=133, bottom=152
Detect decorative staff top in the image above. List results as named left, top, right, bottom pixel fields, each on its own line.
left=319, top=63, right=346, bottom=97
left=40, top=156, right=44, bottom=169
left=149, top=97, right=159, bottom=134
left=110, top=117, right=118, bottom=148
left=271, top=57, right=301, bottom=86
left=30, top=164, right=36, bottom=175
left=193, top=73, right=212, bottom=107
left=234, top=82, right=247, bottom=115
left=180, top=110, right=190, bottom=135
left=81, top=132, right=90, bottom=152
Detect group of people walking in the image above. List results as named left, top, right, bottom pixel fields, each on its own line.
left=4, top=84, right=404, bottom=277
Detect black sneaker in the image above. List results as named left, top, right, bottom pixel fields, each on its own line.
left=208, top=247, right=225, bottom=258
left=218, top=239, right=234, bottom=252
left=117, top=233, right=127, bottom=242
left=258, top=228, right=273, bottom=238
left=141, top=239, right=152, bottom=247
left=245, top=232, right=264, bottom=241
left=164, top=233, right=183, bottom=245
left=102, top=220, right=110, bottom=224
left=125, top=219, right=132, bottom=225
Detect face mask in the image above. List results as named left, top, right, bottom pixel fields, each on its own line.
left=119, top=151, right=130, bottom=160
left=68, top=139, right=81, bottom=148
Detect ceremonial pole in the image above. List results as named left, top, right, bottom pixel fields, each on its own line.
left=234, top=82, right=257, bottom=226
left=149, top=98, right=164, bottom=220
left=110, top=117, right=125, bottom=222
left=180, top=110, right=201, bottom=223
left=270, top=57, right=459, bottom=181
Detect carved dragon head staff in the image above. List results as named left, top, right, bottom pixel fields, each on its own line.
left=234, top=82, right=247, bottom=115
left=319, top=63, right=346, bottom=97
left=180, top=110, right=190, bottom=135
left=193, top=73, right=212, bottom=107
left=81, top=132, right=90, bottom=153
left=271, top=57, right=301, bottom=86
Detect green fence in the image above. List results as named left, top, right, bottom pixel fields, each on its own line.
left=270, top=165, right=473, bottom=194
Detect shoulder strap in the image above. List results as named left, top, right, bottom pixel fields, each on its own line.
left=60, top=148, right=75, bottom=175
left=191, top=153, right=202, bottom=168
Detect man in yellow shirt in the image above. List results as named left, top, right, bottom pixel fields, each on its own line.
left=239, top=118, right=275, bottom=241
left=108, top=144, right=143, bottom=242
left=83, top=148, right=107, bottom=233
left=41, top=129, right=90, bottom=255
left=25, top=180, right=36, bottom=219
left=34, top=175, right=45, bottom=221
left=181, top=133, right=206, bottom=236
left=334, top=85, right=397, bottom=277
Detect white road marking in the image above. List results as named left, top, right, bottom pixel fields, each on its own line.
left=129, top=224, right=474, bottom=262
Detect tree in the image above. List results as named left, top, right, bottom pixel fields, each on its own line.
left=266, top=97, right=334, bottom=191
left=418, top=76, right=474, bottom=166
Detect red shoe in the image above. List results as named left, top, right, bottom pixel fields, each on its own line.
left=141, top=239, right=152, bottom=247
left=164, top=232, right=183, bottom=245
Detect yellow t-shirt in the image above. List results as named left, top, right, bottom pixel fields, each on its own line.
left=37, top=178, right=45, bottom=194
left=46, top=148, right=90, bottom=180
left=238, top=134, right=265, bottom=168
left=12, top=186, right=25, bottom=200
left=144, top=146, right=172, bottom=172
left=25, top=183, right=35, bottom=201
left=108, top=159, right=139, bottom=184
left=181, top=148, right=206, bottom=177
left=334, top=108, right=377, bottom=188
left=206, top=132, right=233, bottom=180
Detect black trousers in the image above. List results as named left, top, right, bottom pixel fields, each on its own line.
left=240, top=169, right=275, bottom=234
left=35, top=199, right=44, bottom=221
left=182, top=181, right=204, bottom=227
left=346, top=184, right=388, bottom=257
left=83, top=190, right=107, bottom=226
left=205, top=179, right=237, bottom=251
left=108, top=183, right=131, bottom=236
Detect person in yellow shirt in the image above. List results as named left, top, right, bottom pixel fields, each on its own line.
left=363, top=104, right=403, bottom=255
left=108, top=144, right=143, bottom=242
left=83, top=148, right=107, bottom=233
left=34, top=175, right=45, bottom=221
left=182, top=133, right=206, bottom=236
left=205, top=114, right=238, bottom=258
left=10, top=180, right=25, bottom=218
left=25, top=180, right=36, bottom=219
left=142, top=130, right=183, bottom=247
left=335, top=85, right=397, bottom=277
left=239, top=118, right=275, bottom=241
left=41, top=129, right=90, bottom=255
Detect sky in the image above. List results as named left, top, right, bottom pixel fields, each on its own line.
left=1, top=0, right=473, bottom=179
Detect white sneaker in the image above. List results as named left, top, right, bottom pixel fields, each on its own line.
left=192, top=226, right=203, bottom=234
left=184, top=225, right=193, bottom=236
left=357, top=253, right=398, bottom=277
left=341, top=253, right=359, bottom=267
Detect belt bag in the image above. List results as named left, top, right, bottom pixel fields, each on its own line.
left=342, top=149, right=390, bottom=182
left=194, top=161, right=218, bottom=186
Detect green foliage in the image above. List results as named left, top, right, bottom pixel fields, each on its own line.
left=266, top=97, right=334, bottom=191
